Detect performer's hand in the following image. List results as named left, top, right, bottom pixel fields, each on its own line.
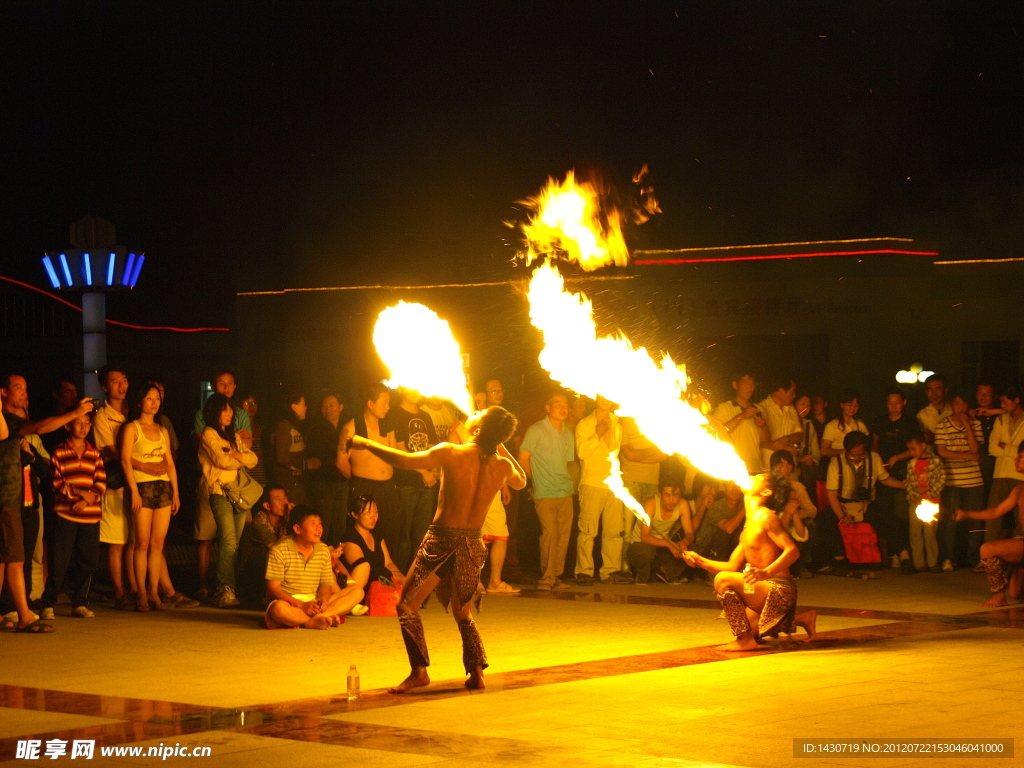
left=954, top=509, right=968, bottom=522
left=682, top=551, right=699, bottom=567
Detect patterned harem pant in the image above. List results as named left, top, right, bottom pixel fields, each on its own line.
left=398, top=525, right=488, bottom=673
left=718, top=577, right=798, bottom=638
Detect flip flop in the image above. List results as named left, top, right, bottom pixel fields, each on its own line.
left=15, top=620, right=55, bottom=634
left=0, top=616, right=16, bottom=631
left=486, top=582, right=521, bottom=595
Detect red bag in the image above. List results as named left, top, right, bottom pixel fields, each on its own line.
left=839, top=521, right=881, bottom=564
left=367, top=581, right=402, bottom=616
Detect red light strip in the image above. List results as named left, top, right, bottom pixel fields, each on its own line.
left=0, top=275, right=230, bottom=332
left=634, top=249, right=940, bottom=265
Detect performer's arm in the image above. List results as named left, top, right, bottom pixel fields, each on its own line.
left=351, top=434, right=446, bottom=470
left=955, top=486, right=1020, bottom=522
left=497, top=443, right=527, bottom=490
left=684, top=542, right=745, bottom=574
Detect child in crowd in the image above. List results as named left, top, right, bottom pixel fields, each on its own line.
left=904, top=433, right=945, bottom=573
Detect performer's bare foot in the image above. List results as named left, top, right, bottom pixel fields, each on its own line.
left=716, top=637, right=761, bottom=652
left=388, top=668, right=430, bottom=694
left=794, top=610, right=817, bottom=641
left=981, top=591, right=1007, bottom=608
left=303, top=614, right=332, bottom=629
left=465, top=667, right=485, bottom=690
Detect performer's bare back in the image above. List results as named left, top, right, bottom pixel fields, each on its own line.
left=430, top=443, right=517, bottom=530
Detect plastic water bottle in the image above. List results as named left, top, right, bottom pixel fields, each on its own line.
left=347, top=665, right=360, bottom=701
left=743, top=564, right=756, bottom=594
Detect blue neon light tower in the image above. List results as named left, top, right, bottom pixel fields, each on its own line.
left=42, top=217, right=145, bottom=400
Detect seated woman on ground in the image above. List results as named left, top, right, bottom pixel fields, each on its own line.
left=341, top=493, right=405, bottom=607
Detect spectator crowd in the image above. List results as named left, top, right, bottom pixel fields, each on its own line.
left=1, top=363, right=1021, bottom=634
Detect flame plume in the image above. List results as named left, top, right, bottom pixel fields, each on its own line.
left=915, top=499, right=940, bottom=523
left=521, top=171, right=751, bottom=522
left=373, top=301, right=473, bottom=415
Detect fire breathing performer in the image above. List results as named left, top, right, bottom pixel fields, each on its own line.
left=684, top=473, right=817, bottom=651
left=349, top=406, right=526, bottom=692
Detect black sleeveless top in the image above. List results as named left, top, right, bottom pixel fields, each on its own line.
left=341, top=526, right=388, bottom=585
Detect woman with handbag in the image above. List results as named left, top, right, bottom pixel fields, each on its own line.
left=120, top=382, right=181, bottom=612
left=340, top=494, right=404, bottom=612
left=199, top=393, right=258, bottom=608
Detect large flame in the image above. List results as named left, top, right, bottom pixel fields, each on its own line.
left=528, top=263, right=751, bottom=493
left=373, top=301, right=473, bottom=415
left=521, top=172, right=751, bottom=523
left=915, top=499, right=940, bottom=523
left=521, top=171, right=629, bottom=271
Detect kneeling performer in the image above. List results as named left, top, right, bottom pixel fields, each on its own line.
left=350, top=406, right=526, bottom=692
left=684, top=473, right=816, bottom=650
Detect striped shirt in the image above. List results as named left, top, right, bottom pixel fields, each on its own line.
left=51, top=440, right=107, bottom=523
left=934, top=416, right=984, bottom=488
left=265, top=537, right=335, bottom=596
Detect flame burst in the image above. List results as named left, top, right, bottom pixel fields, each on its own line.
left=373, top=301, right=473, bottom=415
left=522, top=172, right=750, bottom=523
left=915, top=499, right=940, bottom=523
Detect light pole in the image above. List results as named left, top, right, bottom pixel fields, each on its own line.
left=42, top=217, right=145, bottom=400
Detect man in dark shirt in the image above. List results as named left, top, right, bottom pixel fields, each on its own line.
left=391, top=389, right=439, bottom=571
left=306, top=392, right=348, bottom=548
left=0, top=374, right=93, bottom=632
left=870, top=388, right=917, bottom=573
left=236, top=487, right=293, bottom=608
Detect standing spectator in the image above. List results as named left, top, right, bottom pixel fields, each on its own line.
left=0, top=375, right=93, bottom=633
left=793, top=394, right=821, bottom=493
left=192, top=371, right=252, bottom=601
left=985, top=385, right=1024, bottom=542
left=236, top=487, right=292, bottom=608
left=121, top=382, right=181, bottom=612
left=712, top=369, right=767, bottom=475
left=905, top=433, right=945, bottom=572
left=239, top=392, right=266, bottom=486
left=574, top=395, right=628, bottom=584
left=482, top=377, right=524, bottom=580
left=390, top=389, right=439, bottom=571
left=916, top=374, right=952, bottom=444
left=90, top=365, right=133, bottom=609
left=934, top=390, right=985, bottom=570
left=420, top=397, right=462, bottom=445
left=519, top=393, right=575, bottom=590
left=626, top=482, right=690, bottom=584
left=871, top=388, right=916, bottom=572
left=41, top=413, right=106, bottom=619
left=821, top=389, right=869, bottom=459
left=199, top=393, right=258, bottom=608
left=273, top=389, right=319, bottom=506
left=337, top=383, right=402, bottom=549
left=972, top=382, right=1001, bottom=509
left=306, top=392, right=348, bottom=547
left=758, top=376, right=803, bottom=468
left=619, top=416, right=667, bottom=547
left=808, top=394, right=829, bottom=444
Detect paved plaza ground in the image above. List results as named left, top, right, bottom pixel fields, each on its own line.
left=0, top=568, right=1021, bottom=767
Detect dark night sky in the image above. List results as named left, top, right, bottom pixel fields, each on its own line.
left=2, top=2, right=1022, bottom=328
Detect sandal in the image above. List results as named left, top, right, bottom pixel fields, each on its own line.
left=0, top=616, right=16, bottom=630
left=136, top=601, right=151, bottom=613
left=15, top=620, right=56, bottom=634
left=486, top=582, right=521, bottom=595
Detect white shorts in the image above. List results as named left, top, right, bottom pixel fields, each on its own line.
left=99, top=488, right=129, bottom=545
left=481, top=492, right=508, bottom=541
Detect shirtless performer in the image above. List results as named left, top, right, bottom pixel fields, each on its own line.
left=350, top=406, right=526, bottom=692
left=683, top=473, right=817, bottom=651
left=955, top=442, right=1024, bottom=607
left=337, top=383, right=401, bottom=549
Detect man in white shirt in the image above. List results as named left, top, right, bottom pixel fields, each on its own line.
left=574, top=396, right=629, bottom=584
left=917, top=374, right=952, bottom=443
left=986, top=385, right=1024, bottom=541
left=758, top=376, right=803, bottom=468
left=712, top=370, right=768, bottom=475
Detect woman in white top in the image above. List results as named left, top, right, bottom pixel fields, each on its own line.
left=121, top=382, right=180, bottom=612
left=199, top=393, right=258, bottom=608
left=821, top=389, right=870, bottom=459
